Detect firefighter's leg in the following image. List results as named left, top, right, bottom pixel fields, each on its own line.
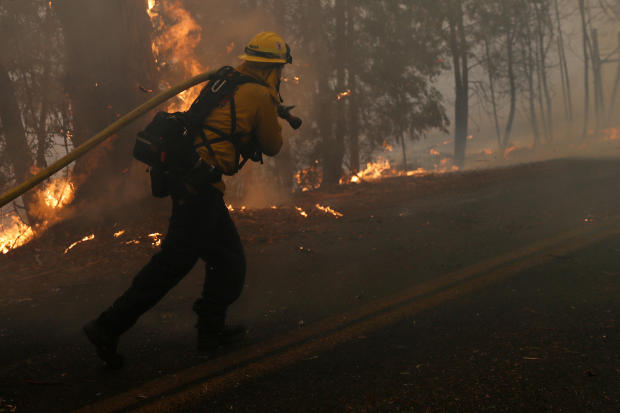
left=193, top=193, right=246, bottom=351
left=87, top=197, right=200, bottom=366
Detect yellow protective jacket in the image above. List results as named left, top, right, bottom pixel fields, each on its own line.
left=194, top=63, right=284, bottom=193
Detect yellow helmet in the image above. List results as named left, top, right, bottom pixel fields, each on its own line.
left=238, top=31, right=292, bottom=64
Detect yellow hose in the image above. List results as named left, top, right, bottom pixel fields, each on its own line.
left=0, top=70, right=216, bottom=209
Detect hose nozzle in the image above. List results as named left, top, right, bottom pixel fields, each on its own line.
left=277, top=105, right=302, bottom=130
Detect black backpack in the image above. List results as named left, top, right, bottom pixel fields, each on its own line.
left=133, top=66, right=264, bottom=197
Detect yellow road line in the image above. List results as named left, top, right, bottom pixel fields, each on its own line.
left=73, top=217, right=620, bottom=413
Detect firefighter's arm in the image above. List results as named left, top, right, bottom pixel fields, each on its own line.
left=254, top=92, right=283, bottom=157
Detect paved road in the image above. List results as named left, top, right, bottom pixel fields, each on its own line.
left=0, top=159, right=618, bottom=412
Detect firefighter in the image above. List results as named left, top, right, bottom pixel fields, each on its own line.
left=83, top=31, right=292, bottom=369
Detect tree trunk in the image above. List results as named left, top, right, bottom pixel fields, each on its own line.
left=449, top=1, right=468, bottom=168
left=400, top=129, right=408, bottom=170
left=522, top=31, right=541, bottom=147
left=55, top=0, right=157, bottom=202
left=503, top=29, right=517, bottom=148
left=346, top=0, right=359, bottom=173
left=535, top=2, right=553, bottom=141
left=347, top=73, right=360, bottom=173
left=554, top=0, right=573, bottom=122
left=0, top=62, right=38, bottom=224
left=307, top=0, right=335, bottom=185
left=324, top=0, right=347, bottom=184
left=607, top=32, right=620, bottom=125
left=485, top=37, right=503, bottom=150
left=578, top=0, right=591, bottom=139
left=590, top=28, right=604, bottom=136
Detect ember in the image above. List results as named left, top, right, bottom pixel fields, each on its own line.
left=315, top=204, right=343, bottom=218
left=294, top=161, right=323, bottom=192
left=148, top=232, right=163, bottom=247
left=295, top=207, right=308, bottom=218
left=64, top=234, right=95, bottom=254
left=337, top=89, right=351, bottom=101
left=113, top=230, right=126, bottom=238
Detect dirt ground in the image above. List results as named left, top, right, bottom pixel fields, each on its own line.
left=0, top=158, right=618, bottom=412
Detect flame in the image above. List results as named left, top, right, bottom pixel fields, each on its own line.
left=600, top=128, right=619, bottom=142
left=481, top=148, right=494, bottom=156
left=344, top=158, right=392, bottom=183
left=340, top=156, right=459, bottom=185
left=125, top=240, right=140, bottom=245
left=148, top=0, right=205, bottom=112
left=147, top=0, right=156, bottom=16
left=113, top=230, right=126, bottom=238
left=226, top=42, right=235, bottom=54
left=148, top=232, right=163, bottom=247
left=315, top=204, right=343, bottom=218
left=38, top=177, right=75, bottom=209
left=504, top=145, right=518, bottom=159
left=294, top=161, right=323, bottom=192
left=382, top=140, right=393, bottom=152
left=429, top=148, right=440, bottom=156
left=337, top=89, right=351, bottom=101
left=227, top=204, right=234, bottom=212
left=0, top=174, right=75, bottom=255
left=0, top=215, right=35, bottom=255
left=295, top=207, right=308, bottom=218
left=64, top=234, right=95, bottom=254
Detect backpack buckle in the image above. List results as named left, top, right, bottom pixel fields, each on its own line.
left=211, top=79, right=227, bottom=93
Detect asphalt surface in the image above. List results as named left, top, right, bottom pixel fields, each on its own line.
left=0, top=158, right=619, bottom=412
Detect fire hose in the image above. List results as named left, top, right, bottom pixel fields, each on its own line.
left=0, top=70, right=302, bottom=209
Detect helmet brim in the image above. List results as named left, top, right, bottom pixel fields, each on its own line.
left=238, top=54, right=288, bottom=64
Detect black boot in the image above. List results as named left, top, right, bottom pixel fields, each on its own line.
left=83, top=320, right=124, bottom=369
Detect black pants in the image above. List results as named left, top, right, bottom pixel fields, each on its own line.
left=96, top=186, right=246, bottom=337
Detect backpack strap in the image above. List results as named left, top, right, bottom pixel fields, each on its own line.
left=188, top=66, right=267, bottom=173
